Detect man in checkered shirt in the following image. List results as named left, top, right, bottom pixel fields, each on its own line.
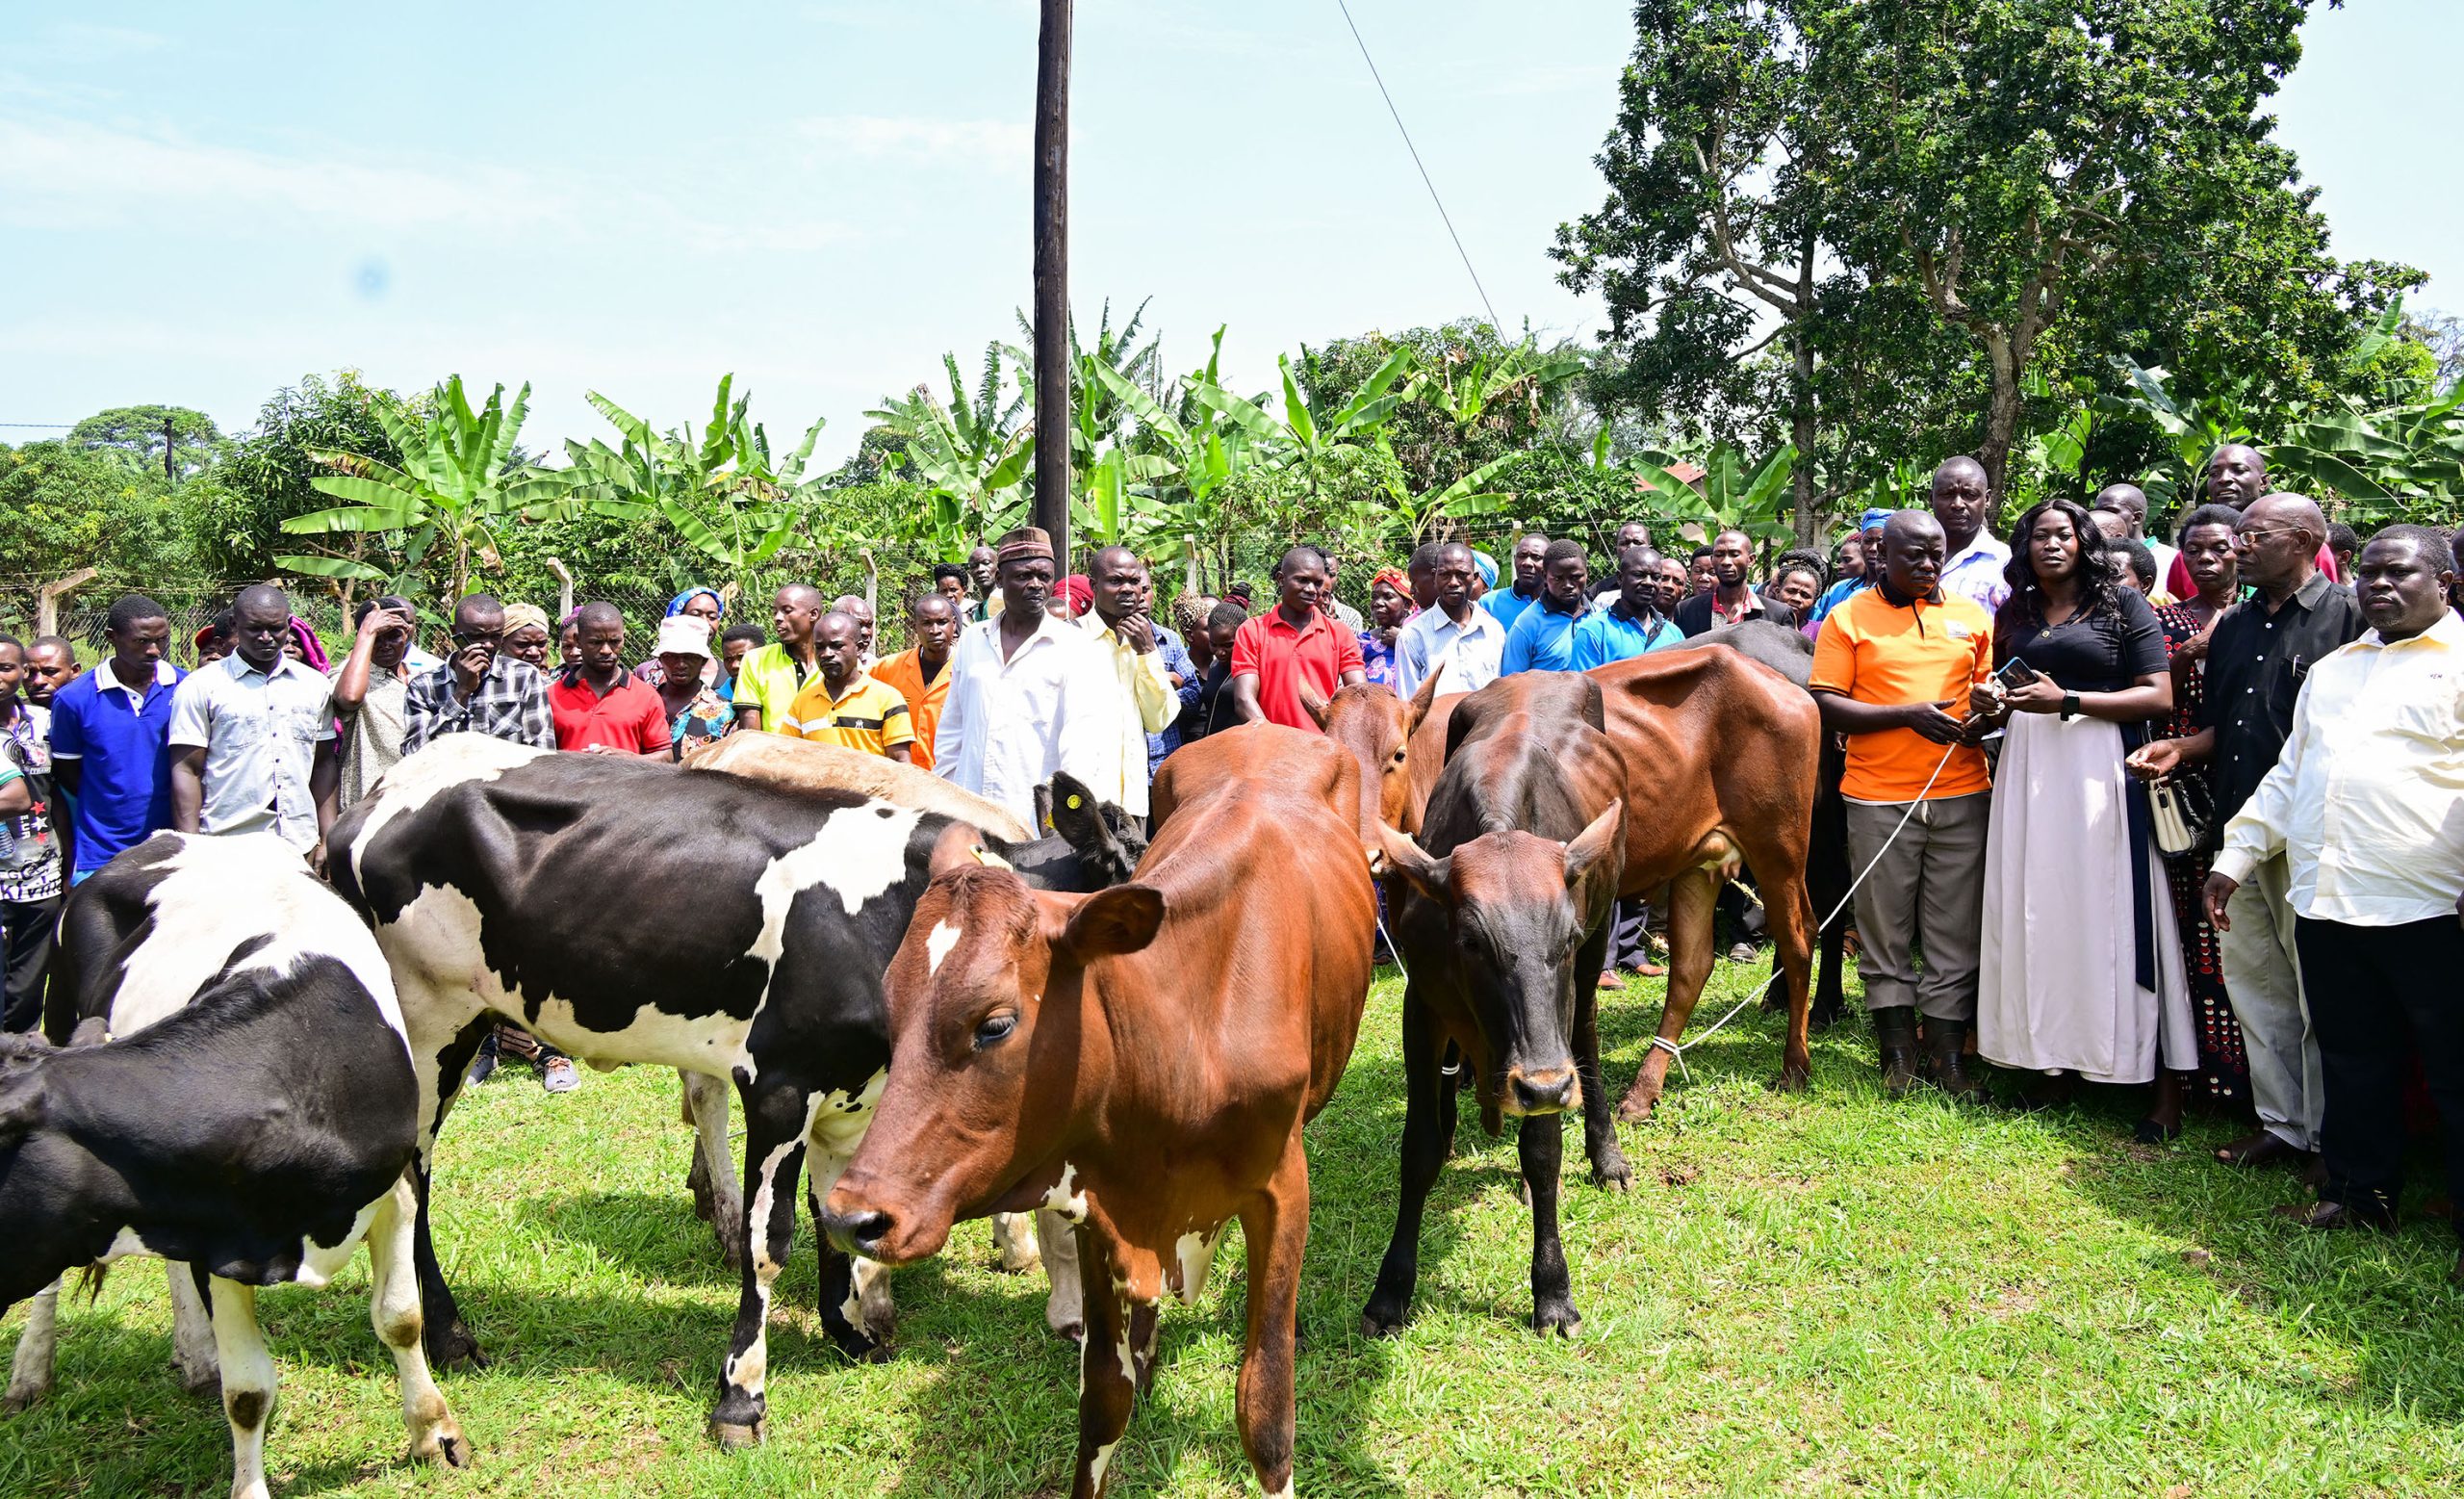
left=403, top=593, right=557, bottom=756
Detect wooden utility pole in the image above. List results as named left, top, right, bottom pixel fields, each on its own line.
left=1031, top=0, right=1072, bottom=565
left=163, top=415, right=176, bottom=483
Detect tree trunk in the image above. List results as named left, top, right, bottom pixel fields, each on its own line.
left=1978, top=333, right=2021, bottom=510
left=1790, top=228, right=1819, bottom=546
left=1031, top=0, right=1074, bottom=566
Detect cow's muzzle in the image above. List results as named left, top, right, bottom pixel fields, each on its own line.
left=1501, top=1063, right=1578, bottom=1117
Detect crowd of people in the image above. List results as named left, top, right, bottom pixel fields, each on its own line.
left=0, top=444, right=2456, bottom=1261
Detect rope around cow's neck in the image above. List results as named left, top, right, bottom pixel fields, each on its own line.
left=1648, top=738, right=1964, bottom=1082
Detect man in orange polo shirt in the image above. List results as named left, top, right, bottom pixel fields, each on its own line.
left=872, top=593, right=958, bottom=770
left=1228, top=544, right=1365, bottom=731
left=1810, top=511, right=1994, bottom=1099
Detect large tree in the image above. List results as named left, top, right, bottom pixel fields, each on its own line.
left=1821, top=0, right=2407, bottom=500
left=1553, top=0, right=1836, bottom=540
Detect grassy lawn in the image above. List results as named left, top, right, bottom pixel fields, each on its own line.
left=7, top=959, right=2463, bottom=1497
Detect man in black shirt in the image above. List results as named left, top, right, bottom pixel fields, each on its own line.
left=2127, top=494, right=2363, bottom=1173
left=1676, top=528, right=1801, bottom=636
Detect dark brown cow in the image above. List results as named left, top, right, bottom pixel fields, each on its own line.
left=821, top=724, right=1377, bottom=1499
left=1586, top=646, right=1820, bottom=1119
left=1367, top=673, right=1630, bottom=1339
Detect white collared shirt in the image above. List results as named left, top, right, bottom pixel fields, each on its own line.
left=1939, top=533, right=2013, bottom=613
left=2214, top=609, right=2464, bottom=926
left=933, top=612, right=1122, bottom=829
left=1074, top=612, right=1176, bottom=817
left=167, top=653, right=337, bottom=851
left=1395, top=604, right=1505, bottom=698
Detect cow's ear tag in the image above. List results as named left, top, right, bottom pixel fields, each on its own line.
left=973, top=845, right=1014, bottom=871
left=1065, top=793, right=1084, bottom=811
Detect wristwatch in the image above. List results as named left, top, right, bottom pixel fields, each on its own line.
left=2061, top=692, right=2081, bottom=722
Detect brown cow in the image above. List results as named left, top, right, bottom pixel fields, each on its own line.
left=1366, top=673, right=1630, bottom=1338
left=1587, top=646, right=1820, bottom=1119
left=821, top=724, right=1377, bottom=1499
left=1303, top=673, right=1458, bottom=842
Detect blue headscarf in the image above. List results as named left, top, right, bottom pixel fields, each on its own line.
left=664, top=587, right=725, bottom=622
left=1471, top=551, right=1499, bottom=589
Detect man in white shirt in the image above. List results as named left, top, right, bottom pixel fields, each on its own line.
left=1929, top=455, right=2014, bottom=613
left=1076, top=545, right=1178, bottom=821
left=2204, top=526, right=2464, bottom=1253
left=934, top=527, right=1118, bottom=830
left=167, top=584, right=337, bottom=857
left=1395, top=541, right=1505, bottom=698
left=2095, top=481, right=2179, bottom=588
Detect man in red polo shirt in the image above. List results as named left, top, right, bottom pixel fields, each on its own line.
left=1229, top=544, right=1367, bottom=731
left=549, top=602, right=672, bottom=757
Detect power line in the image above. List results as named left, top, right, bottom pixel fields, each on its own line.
left=0, top=423, right=75, bottom=429
left=1332, top=0, right=1503, bottom=333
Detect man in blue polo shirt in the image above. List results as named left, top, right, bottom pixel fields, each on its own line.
left=1501, top=539, right=1594, bottom=674
left=1810, top=509, right=1893, bottom=627
left=1573, top=544, right=1683, bottom=668
left=48, top=594, right=185, bottom=880
left=1483, top=531, right=1550, bottom=633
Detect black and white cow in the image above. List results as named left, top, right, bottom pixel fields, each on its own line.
left=325, top=733, right=1142, bottom=1446
left=1, top=833, right=470, bottom=1499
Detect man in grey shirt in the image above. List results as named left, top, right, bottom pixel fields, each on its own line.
left=167, top=583, right=336, bottom=856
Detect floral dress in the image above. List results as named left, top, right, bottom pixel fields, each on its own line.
left=1358, top=629, right=1402, bottom=690
left=2153, top=603, right=2246, bottom=1108
left=668, top=685, right=732, bottom=761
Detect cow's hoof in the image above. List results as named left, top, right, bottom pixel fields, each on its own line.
left=1359, top=1305, right=1408, bottom=1340
left=173, top=1363, right=220, bottom=1398
left=2, top=1385, right=42, bottom=1416
left=707, top=1417, right=765, bottom=1450
left=425, top=1326, right=487, bottom=1372
left=1593, top=1161, right=1633, bottom=1193
left=417, top=1429, right=475, bottom=1469
left=1532, top=1304, right=1581, bottom=1339
left=1772, top=1067, right=1811, bottom=1095
left=1048, top=1320, right=1084, bottom=1345
left=1615, top=1091, right=1662, bottom=1124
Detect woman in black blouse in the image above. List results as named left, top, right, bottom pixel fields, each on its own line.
left=1970, top=498, right=2193, bottom=1136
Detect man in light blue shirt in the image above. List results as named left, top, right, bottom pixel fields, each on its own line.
left=1573, top=545, right=1684, bottom=669
left=1395, top=542, right=1506, bottom=698
left=167, top=584, right=337, bottom=855
left=1482, top=531, right=1551, bottom=633
left=1930, top=455, right=2013, bottom=614
left=1502, top=539, right=1594, bottom=674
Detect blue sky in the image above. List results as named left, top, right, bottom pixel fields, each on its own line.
left=3, top=1, right=2454, bottom=464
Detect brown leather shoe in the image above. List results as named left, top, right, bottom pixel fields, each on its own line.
left=2272, top=1199, right=2396, bottom=1233
left=1634, top=961, right=1668, bottom=977
left=1595, top=969, right=1626, bottom=991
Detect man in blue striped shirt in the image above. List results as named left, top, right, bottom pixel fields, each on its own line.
left=1574, top=545, right=1684, bottom=669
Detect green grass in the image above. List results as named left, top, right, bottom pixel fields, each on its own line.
left=8, top=961, right=2464, bottom=1497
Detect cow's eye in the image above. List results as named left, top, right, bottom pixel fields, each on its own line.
left=1390, top=749, right=1407, bottom=765
left=973, top=1012, right=1017, bottom=1049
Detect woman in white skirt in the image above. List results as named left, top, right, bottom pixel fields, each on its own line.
left=1971, top=498, right=2194, bottom=1138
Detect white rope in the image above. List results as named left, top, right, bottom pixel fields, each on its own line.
left=1649, top=738, right=1964, bottom=1081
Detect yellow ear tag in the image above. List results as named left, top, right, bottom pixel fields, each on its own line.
left=972, top=845, right=1014, bottom=871
left=1065, top=793, right=1083, bottom=810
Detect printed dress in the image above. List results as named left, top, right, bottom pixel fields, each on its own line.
left=2153, top=603, right=2247, bottom=1107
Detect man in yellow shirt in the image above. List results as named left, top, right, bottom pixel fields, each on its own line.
left=1076, top=545, right=1179, bottom=821
left=784, top=612, right=914, bottom=762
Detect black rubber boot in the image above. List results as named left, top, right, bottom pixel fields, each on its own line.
left=1873, top=1007, right=1921, bottom=1097
left=1924, top=1019, right=1989, bottom=1102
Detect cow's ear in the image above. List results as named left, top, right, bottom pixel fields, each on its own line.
left=1043, top=774, right=1119, bottom=862
left=1048, top=885, right=1165, bottom=964
left=1404, top=669, right=1442, bottom=737
left=1374, top=824, right=1450, bottom=904
left=1297, top=679, right=1333, bottom=730
left=0, top=1072, right=46, bottom=1145
left=1562, top=804, right=1625, bottom=895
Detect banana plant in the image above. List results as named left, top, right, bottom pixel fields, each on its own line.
left=1627, top=443, right=1798, bottom=547
left=1372, top=438, right=1521, bottom=546
left=865, top=346, right=1034, bottom=556
left=1407, top=340, right=1585, bottom=434
left=280, top=375, right=561, bottom=598
left=555, top=375, right=827, bottom=574
left=1188, top=349, right=1415, bottom=502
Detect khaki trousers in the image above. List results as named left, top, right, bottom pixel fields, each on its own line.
left=2222, top=855, right=2321, bottom=1150
left=1844, top=791, right=1989, bottom=1022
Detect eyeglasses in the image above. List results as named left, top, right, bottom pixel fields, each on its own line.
left=2235, top=527, right=2306, bottom=546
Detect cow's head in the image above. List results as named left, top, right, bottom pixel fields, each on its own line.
left=1306, top=674, right=1442, bottom=842
left=1026, top=771, right=1148, bottom=887
left=821, top=859, right=1164, bottom=1265
left=1377, top=806, right=1622, bottom=1117
left=0, top=1034, right=67, bottom=1305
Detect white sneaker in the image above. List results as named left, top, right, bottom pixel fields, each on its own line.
left=542, top=1057, right=580, bottom=1095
